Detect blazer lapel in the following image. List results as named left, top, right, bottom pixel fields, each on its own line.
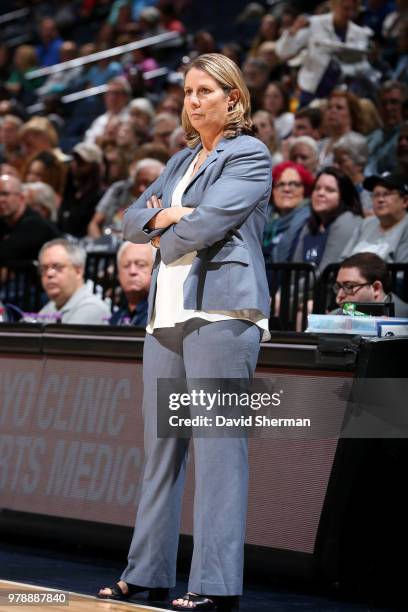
left=183, top=138, right=228, bottom=195
left=162, top=147, right=197, bottom=208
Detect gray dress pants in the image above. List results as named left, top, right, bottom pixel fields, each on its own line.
left=121, top=318, right=261, bottom=596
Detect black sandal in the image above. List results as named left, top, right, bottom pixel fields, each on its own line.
left=172, top=592, right=239, bottom=610
left=97, top=582, right=169, bottom=601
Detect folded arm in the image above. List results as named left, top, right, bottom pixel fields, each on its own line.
left=159, top=145, right=272, bottom=264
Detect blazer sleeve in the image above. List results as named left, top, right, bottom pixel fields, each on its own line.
left=158, top=143, right=272, bottom=264
left=122, top=172, right=167, bottom=244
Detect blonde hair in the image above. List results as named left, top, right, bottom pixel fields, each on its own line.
left=19, top=117, right=59, bottom=147
left=182, top=53, right=252, bottom=148
left=14, top=45, right=38, bottom=69
left=358, top=98, right=383, bottom=134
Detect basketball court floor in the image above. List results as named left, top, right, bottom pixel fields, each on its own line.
left=0, top=540, right=395, bottom=612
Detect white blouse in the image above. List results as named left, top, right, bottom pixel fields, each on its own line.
left=146, top=154, right=270, bottom=340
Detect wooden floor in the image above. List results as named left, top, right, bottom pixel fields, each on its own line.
left=0, top=580, right=169, bottom=611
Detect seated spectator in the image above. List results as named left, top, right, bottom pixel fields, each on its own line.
left=132, top=142, right=169, bottom=165
left=157, top=94, right=183, bottom=117
left=128, top=97, right=155, bottom=133
left=81, top=43, right=122, bottom=88
left=252, top=110, right=283, bottom=166
left=263, top=161, right=314, bottom=264
left=36, top=17, right=63, bottom=67
left=123, top=47, right=159, bottom=86
left=24, top=181, right=59, bottom=224
left=292, top=167, right=364, bottom=272
left=152, top=112, right=180, bottom=153
left=249, top=14, right=279, bottom=56
left=0, top=174, right=59, bottom=264
left=102, top=143, right=129, bottom=187
left=58, top=143, right=104, bottom=238
left=366, top=81, right=408, bottom=175
left=5, top=45, right=41, bottom=103
left=19, top=117, right=67, bottom=175
left=262, top=81, right=294, bottom=140
left=242, top=56, right=270, bottom=112
left=169, top=126, right=187, bottom=156
left=288, top=136, right=319, bottom=175
left=275, top=0, right=371, bottom=106
left=332, top=252, right=408, bottom=317
left=138, top=6, right=166, bottom=38
left=38, top=239, right=110, bottom=324
left=396, top=122, right=408, bottom=175
left=342, top=171, right=408, bottom=262
left=293, top=107, right=322, bottom=140
left=23, top=150, right=66, bottom=197
left=0, top=164, right=19, bottom=178
left=256, top=42, right=282, bottom=79
left=109, top=241, right=154, bottom=327
left=88, top=158, right=165, bottom=238
left=332, top=132, right=372, bottom=213
left=98, top=115, right=123, bottom=149
left=84, top=76, right=131, bottom=145
left=37, top=41, right=82, bottom=97
left=220, top=42, right=243, bottom=66
left=116, top=120, right=145, bottom=163
left=0, top=114, right=24, bottom=172
left=358, top=98, right=382, bottom=135
left=318, top=90, right=363, bottom=167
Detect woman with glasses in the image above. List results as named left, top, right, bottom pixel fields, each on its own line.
left=292, top=166, right=364, bottom=272
left=263, top=161, right=314, bottom=267
left=341, top=172, right=408, bottom=262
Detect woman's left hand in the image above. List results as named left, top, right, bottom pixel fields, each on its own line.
left=146, top=195, right=163, bottom=209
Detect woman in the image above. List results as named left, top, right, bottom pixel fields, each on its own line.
left=19, top=116, right=67, bottom=178
left=262, top=81, right=294, bottom=140
left=23, top=150, right=66, bottom=197
left=288, top=136, right=319, bottom=176
left=98, top=53, right=272, bottom=611
left=252, top=109, right=283, bottom=166
left=332, top=132, right=372, bottom=214
left=318, top=90, right=363, bottom=168
left=263, top=161, right=314, bottom=264
left=275, top=0, right=371, bottom=106
left=292, top=166, right=364, bottom=272
left=5, top=45, right=42, bottom=103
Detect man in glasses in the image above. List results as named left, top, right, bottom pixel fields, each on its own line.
left=38, top=238, right=110, bottom=324
left=332, top=252, right=408, bottom=317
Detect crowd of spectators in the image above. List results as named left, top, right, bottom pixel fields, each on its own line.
left=0, top=0, right=407, bottom=326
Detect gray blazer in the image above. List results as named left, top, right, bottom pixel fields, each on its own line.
left=123, top=134, right=273, bottom=322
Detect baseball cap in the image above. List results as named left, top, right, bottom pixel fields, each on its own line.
left=363, top=171, right=408, bottom=195
left=72, top=143, right=103, bottom=164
